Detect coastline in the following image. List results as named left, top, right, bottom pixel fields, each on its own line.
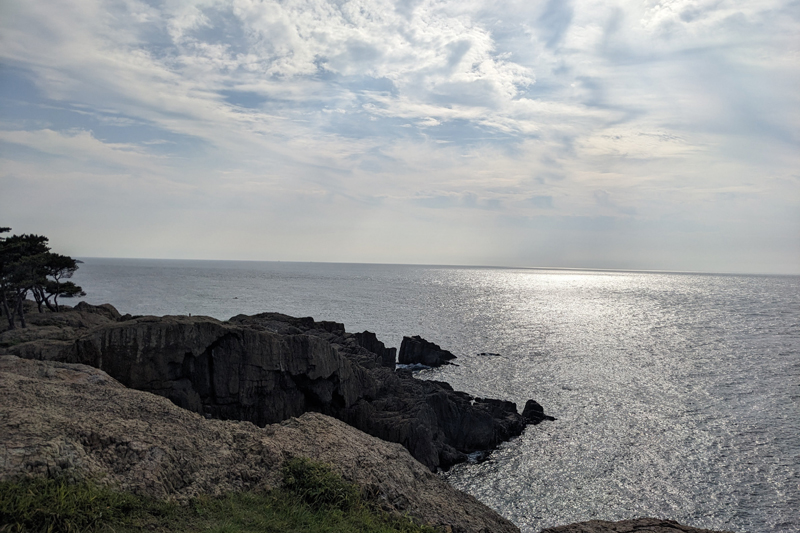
left=0, top=301, right=734, bottom=533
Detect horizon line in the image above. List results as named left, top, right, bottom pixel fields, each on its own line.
left=74, top=256, right=800, bottom=278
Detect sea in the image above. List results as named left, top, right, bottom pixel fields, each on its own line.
left=69, top=258, right=800, bottom=533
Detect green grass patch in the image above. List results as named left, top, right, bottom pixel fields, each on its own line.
left=0, top=458, right=438, bottom=533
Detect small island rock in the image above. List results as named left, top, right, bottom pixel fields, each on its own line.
left=398, top=335, right=457, bottom=367
left=522, top=399, right=557, bottom=424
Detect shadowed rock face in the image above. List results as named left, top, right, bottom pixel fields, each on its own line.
left=399, top=335, right=457, bottom=367
left=228, top=313, right=533, bottom=470
left=72, top=316, right=375, bottom=427
left=522, top=399, right=557, bottom=424
left=2, top=304, right=548, bottom=471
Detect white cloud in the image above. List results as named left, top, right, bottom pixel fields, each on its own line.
left=0, top=0, right=798, bottom=273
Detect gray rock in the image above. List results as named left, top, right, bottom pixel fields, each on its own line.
left=522, top=399, right=557, bottom=424
left=354, top=330, right=397, bottom=368
left=398, top=335, right=457, bottom=367
left=234, top=313, right=537, bottom=470
left=0, top=356, right=520, bottom=533
left=73, top=315, right=375, bottom=428
left=5, top=306, right=553, bottom=472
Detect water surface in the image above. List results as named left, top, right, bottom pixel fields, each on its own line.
left=71, top=259, right=800, bottom=532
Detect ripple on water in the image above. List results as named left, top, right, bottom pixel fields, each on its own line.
left=72, top=261, right=800, bottom=533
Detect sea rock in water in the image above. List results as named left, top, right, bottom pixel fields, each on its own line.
left=0, top=356, right=520, bottom=533
left=522, top=399, right=557, bottom=424
left=398, top=335, right=457, bottom=367
left=538, top=517, right=734, bottom=533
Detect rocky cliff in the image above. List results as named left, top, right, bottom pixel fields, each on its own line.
left=0, top=355, right=520, bottom=533
left=399, top=335, right=457, bottom=367
left=1, top=304, right=549, bottom=471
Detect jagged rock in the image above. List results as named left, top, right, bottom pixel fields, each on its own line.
left=538, top=517, right=733, bottom=533
left=5, top=305, right=554, bottom=472
left=522, top=399, right=557, bottom=424
left=233, top=313, right=536, bottom=470
left=72, top=315, right=375, bottom=427
left=10, top=301, right=120, bottom=331
left=0, top=356, right=520, bottom=533
left=1, top=302, right=121, bottom=361
left=73, top=301, right=122, bottom=321
left=354, top=330, right=397, bottom=368
left=399, top=335, right=457, bottom=367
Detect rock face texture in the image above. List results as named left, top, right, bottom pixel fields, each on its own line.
left=399, top=334, right=457, bottom=367
left=228, top=313, right=532, bottom=471
left=2, top=305, right=549, bottom=471
left=538, top=518, right=733, bottom=533
left=73, top=315, right=375, bottom=428
left=354, top=330, right=397, bottom=368
left=0, top=356, right=520, bottom=533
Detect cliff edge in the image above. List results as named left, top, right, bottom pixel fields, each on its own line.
left=0, top=355, right=520, bottom=533
left=2, top=303, right=550, bottom=471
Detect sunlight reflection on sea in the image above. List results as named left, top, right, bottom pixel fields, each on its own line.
left=72, top=260, right=800, bottom=532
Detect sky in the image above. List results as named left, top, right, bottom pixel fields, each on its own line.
left=1, top=0, right=798, bottom=274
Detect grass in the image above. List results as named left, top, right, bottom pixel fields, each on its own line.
left=0, top=458, right=438, bottom=533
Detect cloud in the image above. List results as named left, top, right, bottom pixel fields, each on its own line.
left=593, top=189, right=636, bottom=215
left=411, top=191, right=503, bottom=210
left=537, top=0, right=574, bottom=48
left=0, top=128, right=160, bottom=169
left=0, top=0, right=798, bottom=273
left=528, top=195, right=554, bottom=209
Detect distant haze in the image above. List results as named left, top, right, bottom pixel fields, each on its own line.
left=1, top=0, right=798, bottom=274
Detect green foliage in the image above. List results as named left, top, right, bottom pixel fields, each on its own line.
left=0, top=470, right=438, bottom=533
left=0, top=476, right=152, bottom=532
left=282, top=457, right=361, bottom=511
left=0, top=227, right=84, bottom=327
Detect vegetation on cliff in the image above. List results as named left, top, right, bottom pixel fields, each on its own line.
left=0, top=459, right=437, bottom=533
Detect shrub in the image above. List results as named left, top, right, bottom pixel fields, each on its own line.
left=281, top=457, right=361, bottom=511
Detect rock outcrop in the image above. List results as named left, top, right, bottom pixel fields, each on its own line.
left=73, top=315, right=375, bottom=427
left=538, top=517, right=734, bottom=533
left=399, top=334, right=457, bottom=367
left=2, top=305, right=552, bottom=471
left=522, top=399, right=557, bottom=424
left=229, top=313, right=534, bottom=470
left=354, top=330, right=397, bottom=368
left=0, top=356, right=520, bottom=533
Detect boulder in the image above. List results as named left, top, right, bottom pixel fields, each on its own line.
left=398, top=335, right=457, bottom=367
left=522, top=399, right=557, bottom=424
